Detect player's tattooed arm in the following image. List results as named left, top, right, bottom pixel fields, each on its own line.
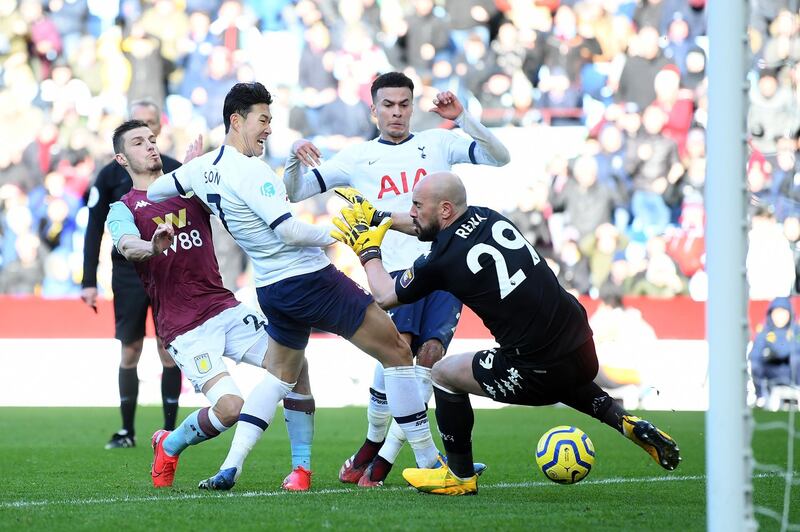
left=117, top=224, right=175, bottom=261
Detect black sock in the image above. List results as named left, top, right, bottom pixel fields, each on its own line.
left=562, top=381, right=629, bottom=433
left=369, top=455, right=393, bottom=481
left=119, top=367, right=139, bottom=436
left=433, top=386, right=474, bottom=479
left=161, top=365, right=182, bottom=431
left=353, top=438, right=383, bottom=468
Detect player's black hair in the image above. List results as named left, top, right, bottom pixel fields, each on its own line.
left=370, top=72, right=414, bottom=102
left=112, top=119, right=149, bottom=154
left=223, top=82, right=273, bottom=133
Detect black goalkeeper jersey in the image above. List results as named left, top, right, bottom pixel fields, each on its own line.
left=395, top=205, right=592, bottom=365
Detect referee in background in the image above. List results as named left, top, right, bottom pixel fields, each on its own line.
left=81, top=99, right=182, bottom=449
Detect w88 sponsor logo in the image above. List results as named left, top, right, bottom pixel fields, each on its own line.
left=163, top=229, right=203, bottom=255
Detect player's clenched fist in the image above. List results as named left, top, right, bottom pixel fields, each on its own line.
left=331, top=204, right=392, bottom=265
left=151, top=223, right=175, bottom=255
left=333, top=187, right=388, bottom=226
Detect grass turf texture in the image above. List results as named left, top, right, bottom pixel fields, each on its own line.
left=0, top=406, right=796, bottom=531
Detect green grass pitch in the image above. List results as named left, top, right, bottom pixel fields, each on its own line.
left=0, top=406, right=797, bottom=531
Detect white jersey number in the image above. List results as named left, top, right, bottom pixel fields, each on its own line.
left=466, top=221, right=540, bottom=299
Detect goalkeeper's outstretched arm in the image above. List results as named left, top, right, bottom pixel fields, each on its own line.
left=363, top=259, right=400, bottom=310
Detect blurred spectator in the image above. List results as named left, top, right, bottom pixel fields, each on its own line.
left=614, top=26, right=673, bottom=110
left=628, top=236, right=687, bottom=297
left=747, top=205, right=796, bottom=300
left=555, top=231, right=592, bottom=295
left=625, top=105, right=684, bottom=238
left=783, top=214, right=800, bottom=293
left=652, top=65, right=694, bottom=156
left=403, top=0, right=451, bottom=74
left=505, top=179, right=554, bottom=256
left=550, top=154, right=620, bottom=239
left=314, top=77, right=377, bottom=152
left=580, top=222, right=628, bottom=294
left=122, top=21, right=169, bottom=106
left=748, top=67, right=798, bottom=155
left=0, top=231, right=44, bottom=295
left=748, top=150, right=776, bottom=216
left=599, top=251, right=634, bottom=301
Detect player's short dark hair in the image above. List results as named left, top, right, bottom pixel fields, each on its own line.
left=370, top=72, right=414, bottom=102
left=113, top=119, right=149, bottom=154
left=223, top=82, right=273, bottom=133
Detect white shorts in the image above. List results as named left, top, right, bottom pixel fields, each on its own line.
left=166, top=304, right=269, bottom=392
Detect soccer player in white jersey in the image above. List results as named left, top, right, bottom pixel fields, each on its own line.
left=105, top=121, right=280, bottom=489
left=283, top=71, right=510, bottom=486
left=148, top=82, right=442, bottom=491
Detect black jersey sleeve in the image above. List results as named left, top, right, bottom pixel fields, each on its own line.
left=161, top=154, right=182, bottom=173
left=395, top=252, right=441, bottom=304
left=81, top=164, right=116, bottom=288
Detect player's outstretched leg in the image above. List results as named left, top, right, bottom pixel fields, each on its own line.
left=199, top=371, right=294, bottom=491
left=151, top=430, right=179, bottom=488
left=564, top=379, right=681, bottom=470
left=349, top=305, right=440, bottom=473
left=282, top=383, right=315, bottom=491
left=622, top=415, right=681, bottom=471
left=402, top=382, right=479, bottom=496
left=152, top=377, right=241, bottom=488
left=340, top=364, right=390, bottom=483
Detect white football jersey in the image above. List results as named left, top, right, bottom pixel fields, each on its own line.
left=312, top=129, right=476, bottom=271
left=169, top=145, right=330, bottom=286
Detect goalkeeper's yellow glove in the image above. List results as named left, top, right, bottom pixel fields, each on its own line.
left=331, top=203, right=393, bottom=265
left=333, top=187, right=389, bottom=226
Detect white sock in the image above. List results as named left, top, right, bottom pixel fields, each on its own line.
left=377, top=420, right=406, bottom=464
left=366, top=363, right=391, bottom=442
left=377, top=365, right=435, bottom=464
left=220, top=372, right=294, bottom=478
left=383, top=365, right=438, bottom=468
left=415, top=364, right=433, bottom=404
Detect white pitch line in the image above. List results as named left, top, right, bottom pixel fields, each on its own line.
left=1, top=472, right=786, bottom=510
left=0, top=474, right=699, bottom=510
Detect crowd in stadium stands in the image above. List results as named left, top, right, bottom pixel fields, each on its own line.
left=0, top=0, right=798, bottom=303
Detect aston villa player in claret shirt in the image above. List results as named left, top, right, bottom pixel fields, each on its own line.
left=107, top=120, right=299, bottom=491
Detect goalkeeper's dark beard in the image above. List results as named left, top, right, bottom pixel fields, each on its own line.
left=415, top=219, right=441, bottom=242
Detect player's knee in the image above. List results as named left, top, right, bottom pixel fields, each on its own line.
left=430, top=360, right=450, bottom=387
left=383, top=332, right=413, bottom=367
left=213, top=394, right=244, bottom=427
left=416, top=339, right=445, bottom=368
left=120, top=342, right=143, bottom=367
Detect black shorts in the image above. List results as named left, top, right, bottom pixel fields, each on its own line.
left=471, top=338, right=598, bottom=406
left=111, top=260, right=151, bottom=344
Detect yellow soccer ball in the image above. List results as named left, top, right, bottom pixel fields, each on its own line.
left=535, top=426, right=595, bottom=484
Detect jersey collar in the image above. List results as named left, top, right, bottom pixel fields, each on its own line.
left=377, top=133, right=415, bottom=146
left=433, top=208, right=474, bottom=244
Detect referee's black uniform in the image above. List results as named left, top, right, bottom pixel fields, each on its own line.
left=82, top=155, right=181, bottom=341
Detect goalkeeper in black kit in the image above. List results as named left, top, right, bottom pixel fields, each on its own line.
left=331, top=172, right=681, bottom=495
